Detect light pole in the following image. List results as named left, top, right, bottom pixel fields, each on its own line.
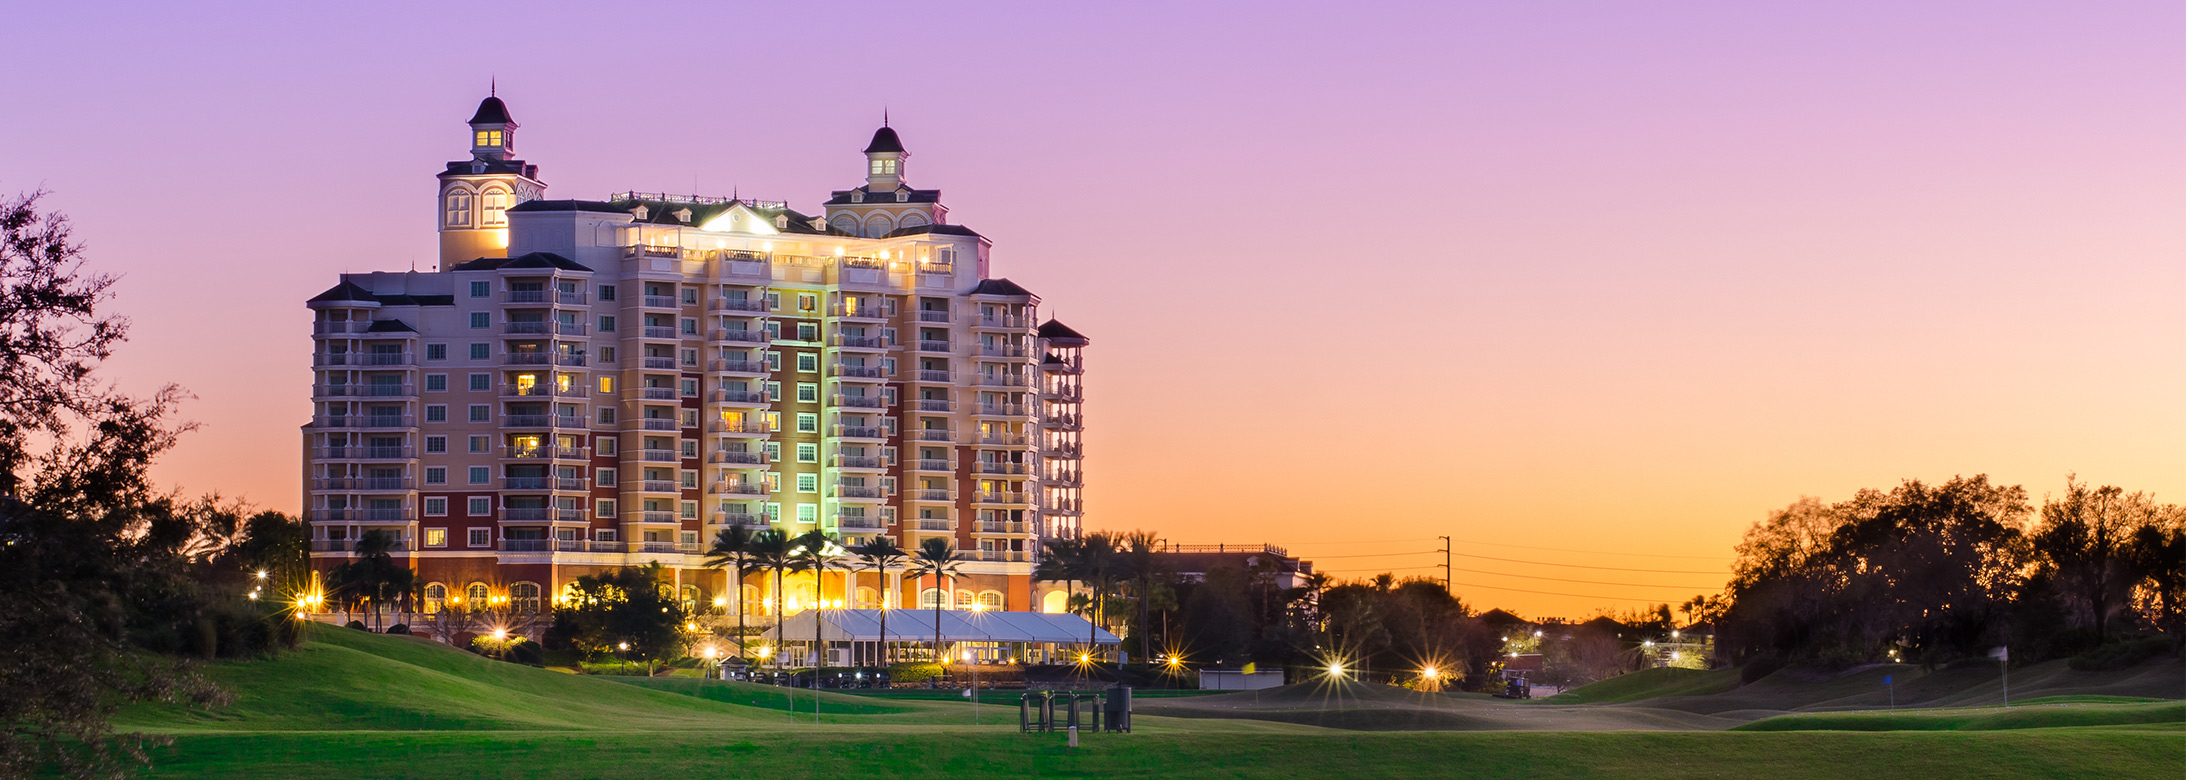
left=962, top=650, right=979, bottom=725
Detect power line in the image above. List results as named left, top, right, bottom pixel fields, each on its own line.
left=1454, top=552, right=1723, bottom=575
left=1448, top=581, right=1686, bottom=603
left=1452, top=566, right=1720, bottom=590
left=1444, top=537, right=1726, bottom=561
left=1309, top=551, right=1445, bottom=559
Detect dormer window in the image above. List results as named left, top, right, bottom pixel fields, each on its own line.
left=474, top=130, right=504, bottom=148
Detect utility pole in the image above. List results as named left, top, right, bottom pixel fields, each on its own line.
left=1438, top=535, right=1452, bottom=595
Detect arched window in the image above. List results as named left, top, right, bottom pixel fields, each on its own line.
left=423, top=583, right=447, bottom=614
left=480, top=187, right=510, bottom=227
left=680, top=585, right=700, bottom=613
left=920, top=588, right=947, bottom=609
left=899, top=212, right=930, bottom=230
left=510, top=582, right=541, bottom=614
left=742, top=584, right=763, bottom=615
left=444, top=188, right=473, bottom=228
left=465, top=582, right=490, bottom=609
left=979, top=591, right=1004, bottom=610
left=1041, top=590, right=1069, bottom=614
left=855, top=586, right=878, bottom=609
left=830, top=215, right=859, bottom=235
left=954, top=590, right=975, bottom=610
left=865, top=213, right=894, bottom=238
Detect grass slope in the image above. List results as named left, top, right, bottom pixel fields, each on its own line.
left=1541, top=667, right=1741, bottom=704
left=1735, top=700, right=2186, bottom=732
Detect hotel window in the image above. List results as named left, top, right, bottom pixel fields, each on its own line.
left=425, top=344, right=447, bottom=361
left=680, top=501, right=698, bottom=519
left=467, top=497, right=491, bottom=516
left=424, top=466, right=446, bottom=484
left=680, top=349, right=698, bottom=367
left=764, top=291, right=781, bottom=310
left=796, top=413, right=817, bottom=433
left=796, top=504, right=818, bottom=523
left=469, top=343, right=490, bottom=361
left=480, top=188, right=509, bottom=227
left=796, top=353, right=818, bottom=373
left=468, top=404, right=489, bottom=423
left=468, top=466, right=489, bottom=485
left=681, top=288, right=699, bottom=305
left=795, top=443, right=818, bottom=463
left=469, top=312, right=490, bottom=329
left=598, top=346, right=615, bottom=363
left=765, top=351, right=781, bottom=370
left=597, top=407, right=616, bottom=425
left=680, top=317, right=698, bottom=335
left=468, top=435, right=489, bottom=453
left=681, top=439, right=698, bottom=458
left=599, top=315, right=616, bottom=332
left=869, top=159, right=896, bottom=175
left=424, top=405, right=447, bottom=423
left=597, top=437, right=616, bottom=456
left=597, top=467, right=616, bottom=487
left=474, top=130, right=502, bottom=148
left=797, top=294, right=817, bottom=313
left=763, top=441, right=782, bottom=461
left=425, top=436, right=447, bottom=454
left=596, top=498, right=617, bottom=518
left=423, top=499, right=447, bottom=517
left=467, top=528, right=490, bottom=547
left=445, top=190, right=472, bottom=227
left=796, top=473, right=818, bottom=493
left=425, top=373, right=447, bottom=391
left=764, top=381, right=782, bottom=400
left=599, top=285, right=615, bottom=301
left=424, top=527, right=447, bottom=546
left=680, top=379, right=698, bottom=397
left=680, top=470, right=698, bottom=489
left=597, top=376, right=615, bottom=394
left=796, top=383, right=818, bottom=403
left=796, top=323, right=817, bottom=341
left=469, top=281, right=490, bottom=298
left=468, top=373, right=489, bottom=391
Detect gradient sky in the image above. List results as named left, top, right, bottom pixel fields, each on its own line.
left=4, top=1, right=2180, bottom=618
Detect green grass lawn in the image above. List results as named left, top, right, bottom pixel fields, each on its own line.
left=116, top=626, right=2186, bottom=779
left=1539, top=666, right=1742, bottom=704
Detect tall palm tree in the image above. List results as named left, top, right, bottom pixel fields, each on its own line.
left=703, top=525, right=758, bottom=661
left=853, top=537, right=907, bottom=666
left=910, top=537, right=964, bottom=663
left=1036, top=536, right=1084, bottom=616
left=743, top=529, right=794, bottom=660
left=1120, top=531, right=1162, bottom=665
left=790, top=530, right=840, bottom=670
left=1078, top=532, right=1119, bottom=651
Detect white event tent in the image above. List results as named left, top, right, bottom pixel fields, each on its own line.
left=760, top=609, right=1120, bottom=667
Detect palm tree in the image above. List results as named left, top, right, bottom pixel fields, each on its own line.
left=1077, top=532, right=1119, bottom=651
left=1036, top=536, right=1084, bottom=616
left=910, top=537, right=964, bottom=663
left=1120, top=531, right=1161, bottom=665
left=853, top=537, right=907, bottom=666
left=743, top=529, right=794, bottom=660
left=790, top=530, right=840, bottom=670
left=703, top=525, right=758, bottom=661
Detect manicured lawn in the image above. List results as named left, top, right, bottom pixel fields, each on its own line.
left=1734, top=700, right=2186, bottom=732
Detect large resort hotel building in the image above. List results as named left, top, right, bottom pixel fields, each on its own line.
left=305, top=95, right=1088, bottom=620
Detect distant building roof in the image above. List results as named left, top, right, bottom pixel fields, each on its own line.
left=307, top=280, right=378, bottom=304
left=863, top=126, right=905, bottom=154
left=967, top=278, right=1035, bottom=298
left=446, top=252, right=592, bottom=273
left=882, top=223, right=980, bottom=239
left=469, top=96, right=512, bottom=125
left=363, top=319, right=417, bottom=333
left=1037, top=319, right=1088, bottom=344
left=824, top=186, right=943, bottom=206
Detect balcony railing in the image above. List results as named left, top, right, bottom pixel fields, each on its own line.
left=974, top=404, right=1027, bottom=417
left=914, top=518, right=955, bottom=531
left=1042, top=384, right=1084, bottom=401
left=313, top=539, right=412, bottom=553
left=1043, top=413, right=1083, bottom=429
left=712, top=481, right=771, bottom=496
left=970, top=550, right=1030, bottom=562
left=711, top=420, right=773, bottom=435
left=974, top=462, right=1031, bottom=476
left=504, top=414, right=584, bottom=428
left=906, top=459, right=952, bottom=472
left=314, top=383, right=415, bottom=397
left=641, top=325, right=680, bottom=339
left=313, top=415, right=415, bottom=429
left=1045, top=442, right=1083, bottom=458
left=832, top=425, right=886, bottom=439
left=713, top=359, right=768, bottom=373
left=915, top=310, right=952, bottom=324
left=631, top=418, right=680, bottom=432
left=313, top=446, right=414, bottom=460
left=712, top=390, right=769, bottom=404
left=975, top=434, right=1028, bottom=447
left=829, top=302, right=888, bottom=319
left=832, top=394, right=888, bottom=409
left=833, top=364, right=888, bottom=379
left=504, top=446, right=587, bottom=460
left=972, top=374, right=1034, bottom=388
left=835, top=515, right=886, bottom=530
left=711, top=512, right=774, bottom=529
left=501, top=384, right=587, bottom=398
left=914, top=340, right=952, bottom=353
left=308, top=509, right=414, bottom=524
left=316, top=353, right=414, bottom=367
left=641, top=295, right=680, bottom=309
left=976, top=522, right=1027, bottom=535
left=636, top=449, right=680, bottom=462
left=972, top=316, right=1033, bottom=329
left=833, top=455, right=888, bottom=469
left=833, top=485, right=887, bottom=499
left=912, top=370, right=953, bottom=384
left=712, top=450, right=769, bottom=466
left=501, top=508, right=559, bottom=522
left=640, top=357, right=679, bottom=370
left=830, top=334, right=889, bottom=349
left=975, top=344, right=1031, bottom=359
left=709, top=298, right=771, bottom=313
left=311, top=477, right=414, bottom=491
left=909, top=398, right=953, bottom=413
left=906, top=488, right=955, bottom=502
left=505, top=290, right=586, bottom=304
left=713, top=329, right=769, bottom=344
left=628, top=480, right=679, bottom=493
left=505, top=321, right=588, bottom=336
left=973, top=491, right=1029, bottom=505
left=503, top=352, right=585, bottom=367
left=908, top=430, right=955, bottom=443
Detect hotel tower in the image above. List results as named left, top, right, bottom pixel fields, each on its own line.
left=304, top=94, right=1088, bottom=620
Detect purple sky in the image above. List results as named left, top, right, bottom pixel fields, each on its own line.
left=4, top=1, right=2181, bottom=616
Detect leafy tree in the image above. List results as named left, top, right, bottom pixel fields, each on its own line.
left=549, top=564, right=687, bottom=675
left=2126, top=518, right=2186, bottom=653
left=2033, top=478, right=2157, bottom=641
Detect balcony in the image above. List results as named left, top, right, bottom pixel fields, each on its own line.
left=630, top=417, right=681, bottom=432
left=640, top=357, right=679, bottom=371
left=905, top=459, right=952, bottom=473
left=711, top=480, right=771, bottom=497
left=505, top=414, right=584, bottom=429
left=713, top=359, right=769, bottom=375
left=1043, top=498, right=1083, bottom=514
left=709, top=297, right=771, bottom=313
left=640, top=295, right=680, bottom=309
left=500, top=508, right=571, bottom=523
left=635, top=449, right=680, bottom=463
left=835, top=515, right=886, bottom=530
left=905, top=488, right=955, bottom=503
left=829, top=302, right=888, bottom=320
left=627, top=480, right=680, bottom=494
left=503, top=446, right=587, bottom=461
left=711, top=449, right=769, bottom=466
left=915, top=310, right=952, bottom=324
left=312, top=415, right=415, bottom=430
left=503, top=352, right=585, bottom=367
left=315, top=352, right=413, bottom=367
left=974, top=404, right=1027, bottom=417
left=1042, top=413, right=1083, bottom=430
left=833, top=484, right=887, bottom=500
left=313, top=446, right=414, bottom=460
left=831, top=394, right=888, bottom=410
left=502, top=383, right=588, bottom=399
left=312, top=539, right=412, bottom=553
left=833, top=364, right=888, bottom=380
left=908, top=398, right=953, bottom=413
left=907, top=429, right=955, bottom=444
left=913, top=518, right=955, bottom=532
left=1042, top=356, right=1084, bottom=375
left=712, top=389, right=769, bottom=405
left=914, top=340, right=952, bottom=354
left=970, top=550, right=1030, bottom=563
left=313, top=383, right=415, bottom=398
left=312, top=321, right=364, bottom=335
left=975, top=434, right=1029, bottom=447
left=974, top=344, right=1031, bottom=359
left=311, top=477, right=414, bottom=491
left=1041, top=383, right=1084, bottom=401
left=972, top=315, right=1033, bottom=330
left=711, top=512, right=774, bottom=529
left=630, top=510, right=679, bottom=524
left=976, top=521, right=1027, bottom=535
left=973, top=491, right=1030, bottom=505
left=830, top=334, right=889, bottom=350
left=833, top=454, right=888, bottom=470
left=1045, top=441, right=1082, bottom=458
left=831, top=425, right=886, bottom=440
left=711, top=420, right=773, bottom=436
left=640, top=325, right=680, bottom=340
left=308, top=508, right=414, bottom=524
left=911, top=370, right=954, bottom=385
left=972, top=374, right=1034, bottom=389
left=712, top=329, right=769, bottom=344
left=1045, top=470, right=1083, bottom=486
left=504, top=321, right=588, bottom=336
left=973, top=462, right=1031, bottom=476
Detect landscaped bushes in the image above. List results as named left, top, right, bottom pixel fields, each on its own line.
left=888, top=662, right=943, bottom=684
left=2068, top=638, right=2171, bottom=671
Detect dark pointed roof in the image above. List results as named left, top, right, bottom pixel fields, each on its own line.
left=446, top=252, right=593, bottom=273
left=863, top=126, right=904, bottom=154
left=469, top=96, right=513, bottom=125
left=308, top=279, right=379, bottom=304
left=1037, top=319, right=1088, bottom=344
left=882, top=223, right=981, bottom=239
left=364, top=319, right=417, bottom=333
left=967, top=278, right=1035, bottom=298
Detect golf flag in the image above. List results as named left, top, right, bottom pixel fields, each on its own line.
left=1882, top=675, right=1892, bottom=686
left=1241, top=662, right=1257, bottom=675
left=1987, top=646, right=2008, bottom=661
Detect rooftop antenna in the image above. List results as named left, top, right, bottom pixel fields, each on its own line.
left=491, top=76, right=496, bottom=97
left=883, top=107, right=889, bottom=127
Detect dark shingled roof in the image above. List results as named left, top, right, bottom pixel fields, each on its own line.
left=967, top=278, right=1035, bottom=298
left=308, top=280, right=378, bottom=304
left=598, top=198, right=835, bottom=235
left=1037, top=319, right=1088, bottom=343
left=882, top=223, right=982, bottom=239
left=863, top=126, right=904, bottom=154
left=373, top=294, right=455, bottom=306
left=364, top=319, right=417, bottom=333
left=824, top=186, right=942, bottom=206
left=508, top=199, right=623, bottom=214
left=446, top=252, right=593, bottom=273
left=470, top=96, right=513, bottom=125
left=439, top=157, right=538, bottom=179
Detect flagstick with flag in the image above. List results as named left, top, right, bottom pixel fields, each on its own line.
left=1988, top=646, right=2010, bottom=707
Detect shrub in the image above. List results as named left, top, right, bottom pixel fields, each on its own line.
left=385, top=623, right=409, bottom=635
left=2069, top=638, right=2171, bottom=671
left=889, top=661, right=944, bottom=684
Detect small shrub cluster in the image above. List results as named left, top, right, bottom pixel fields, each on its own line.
left=888, top=662, right=943, bottom=684
left=2068, top=638, right=2171, bottom=671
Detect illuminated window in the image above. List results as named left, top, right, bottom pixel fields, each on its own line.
left=796, top=473, right=817, bottom=493
left=423, top=582, right=447, bottom=613
left=474, top=130, right=503, bottom=148
left=424, top=528, right=447, bottom=547
left=445, top=189, right=473, bottom=227
left=466, top=582, right=490, bottom=605
left=510, top=582, right=541, bottom=614
left=795, top=443, right=818, bottom=463
left=481, top=187, right=510, bottom=226
left=869, top=159, right=896, bottom=175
